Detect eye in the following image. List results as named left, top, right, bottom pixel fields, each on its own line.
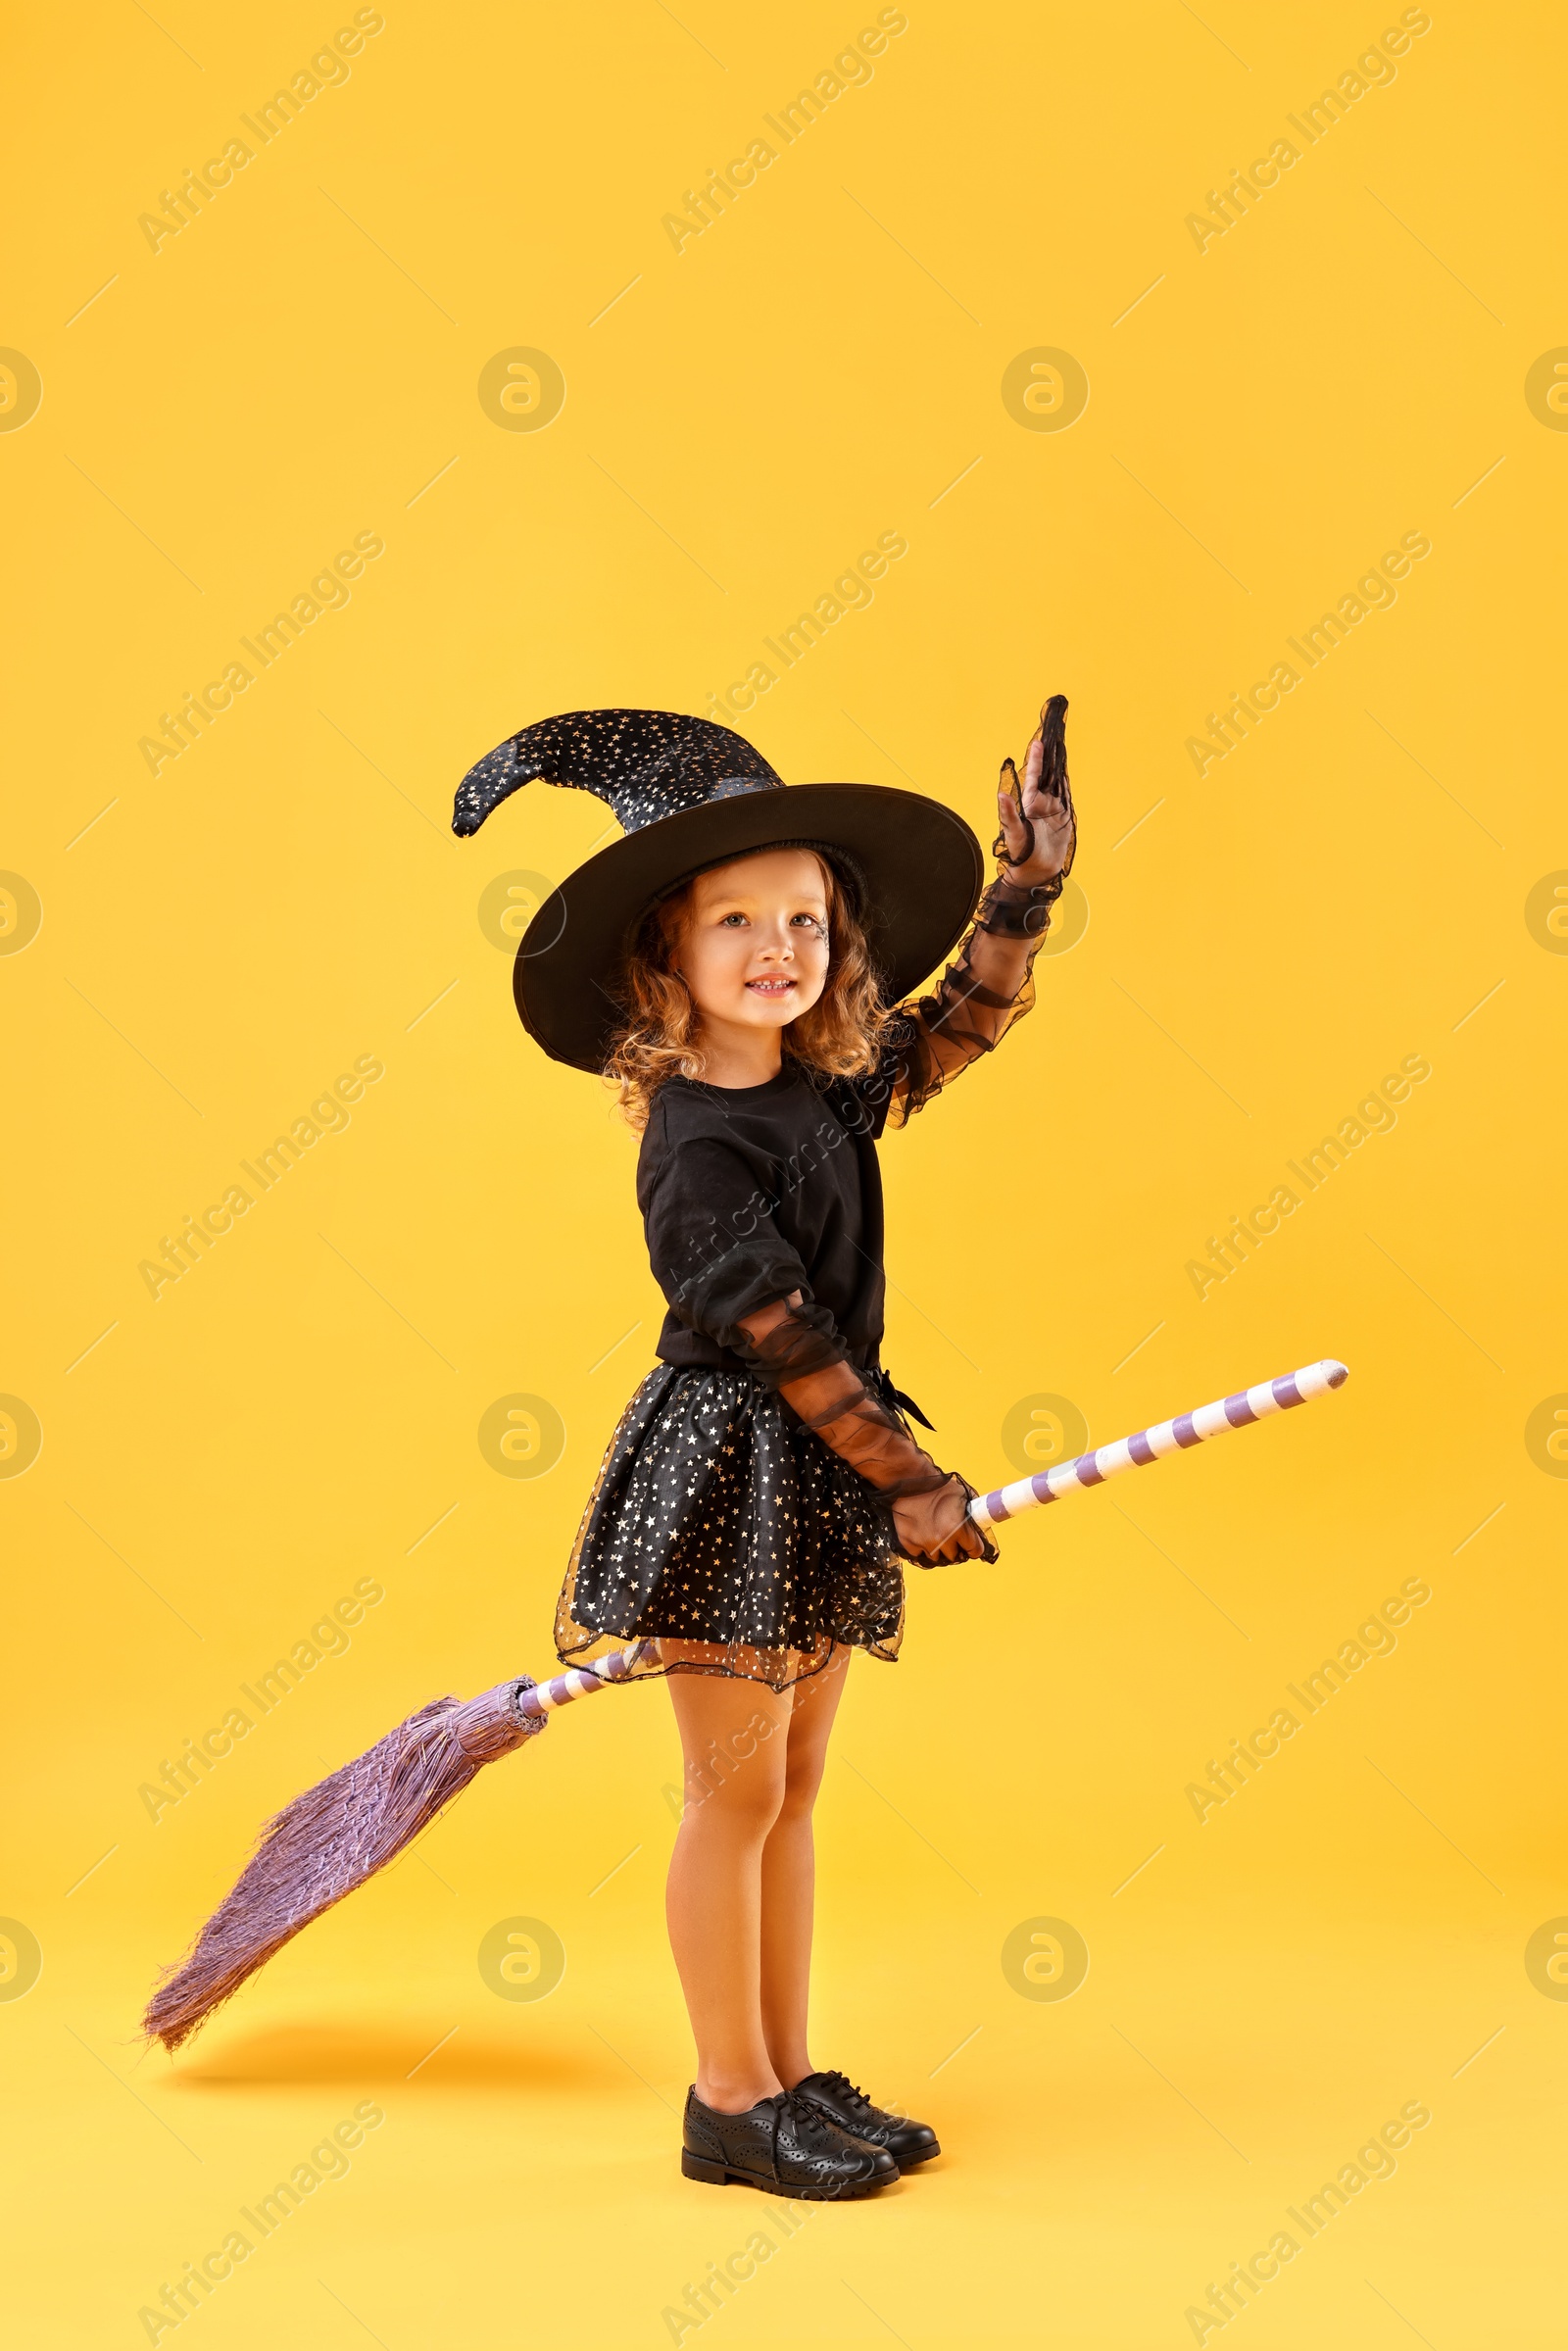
left=792, top=912, right=828, bottom=935
left=719, top=911, right=749, bottom=926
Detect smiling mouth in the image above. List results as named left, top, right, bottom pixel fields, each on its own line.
left=746, top=976, right=796, bottom=995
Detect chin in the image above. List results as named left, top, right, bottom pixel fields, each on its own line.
left=740, top=987, right=817, bottom=1025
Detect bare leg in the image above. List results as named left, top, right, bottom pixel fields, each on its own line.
left=664, top=1645, right=793, bottom=2113
left=760, top=1641, right=853, bottom=2091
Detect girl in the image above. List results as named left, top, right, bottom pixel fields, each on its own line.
left=452, top=697, right=1076, bottom=2198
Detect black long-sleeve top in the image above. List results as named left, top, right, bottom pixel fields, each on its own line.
left=638, top=1049, right=898, bottom=1379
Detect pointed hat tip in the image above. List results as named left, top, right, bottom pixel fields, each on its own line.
left=452, top=737, right=519, bottom=837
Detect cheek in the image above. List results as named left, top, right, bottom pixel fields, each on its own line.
left=796, top=933, right=832, bottom=992
left=679, top=927, right=744, bottom=1002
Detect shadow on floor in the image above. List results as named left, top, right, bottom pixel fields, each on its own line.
left=170, top=2020, right=636, bottom=2093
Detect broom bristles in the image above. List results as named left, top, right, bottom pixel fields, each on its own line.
left=142, top=1678, right=545, bottom=2052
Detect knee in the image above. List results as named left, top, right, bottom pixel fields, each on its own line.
left=683, top=1744, right=786, bottom=1838
left=775, top=1753, right=827, bottom=1826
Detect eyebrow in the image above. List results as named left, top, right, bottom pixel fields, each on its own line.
left=705, top=890, right=828, bottom=913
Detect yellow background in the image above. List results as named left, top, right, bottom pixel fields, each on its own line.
left=4, top=2, right=1564, bottom=2344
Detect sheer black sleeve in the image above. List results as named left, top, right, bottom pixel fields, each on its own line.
left=874, top=692, right=1077, bottom=1127
left=879, top=867, right=1064, bottom=1129
left=731, top=1298, right=999, bottom=1563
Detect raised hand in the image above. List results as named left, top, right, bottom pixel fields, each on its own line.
left=994, top=694, right=1075, bottom=888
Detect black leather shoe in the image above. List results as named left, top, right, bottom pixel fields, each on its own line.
left=791, top=2070, right=941, bottom=2169
left=681, top=2085, right=898, bottom=2198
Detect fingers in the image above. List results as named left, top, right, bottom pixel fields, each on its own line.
left=995, top=800, right=1026, bottom=853
left=1000, top=748, right=1060, bottom=869
left=1020, top=738, right=1062, bottom=821
left=996, top=759, right=1026, bottom=857
left=1037, top=694, right=1071, bottom=813
left=895, top=1472, right=987, bottom=1565
left=932, top=1526, right=982, bottom=1565
left=920, top=1518, right=984, bottom=1566
left=1004, top=751, right=1052, bottom=815
left=942, top=1480, right=985, bottom=1561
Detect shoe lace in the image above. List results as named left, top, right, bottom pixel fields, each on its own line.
left=817, top=2069, right=877, bottom=2120
left=784, top=2091, right=842, bottom=2148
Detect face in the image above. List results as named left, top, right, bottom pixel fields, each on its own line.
left=671, top=848, right=831, bottom=1037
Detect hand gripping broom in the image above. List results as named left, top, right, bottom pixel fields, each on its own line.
left=142, top=1357, right=1348, bottom=2051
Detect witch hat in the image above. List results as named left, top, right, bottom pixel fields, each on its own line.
left=452, top=709, right=984, bottom=1073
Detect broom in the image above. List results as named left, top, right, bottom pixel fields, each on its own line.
left=142, top=1357, right=1347, bottom=2050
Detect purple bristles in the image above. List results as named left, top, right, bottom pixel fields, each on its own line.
left=142, top=1679, right=545, bottom=2053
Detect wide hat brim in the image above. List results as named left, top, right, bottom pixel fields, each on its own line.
left=513, top=782, right=984, bottom=1073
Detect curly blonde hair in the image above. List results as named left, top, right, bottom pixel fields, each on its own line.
left=602, top=843, right=891, bottom=1129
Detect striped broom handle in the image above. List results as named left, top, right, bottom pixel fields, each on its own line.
left=514, top=1360, right=1350, bottom=1707
left=514, top=1641, right=658, bottom=1719
left=966, top=1356, right=1348, bottom=1532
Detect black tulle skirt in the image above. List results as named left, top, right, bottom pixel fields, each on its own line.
left=554, top=1364, right=908, bottom=1691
